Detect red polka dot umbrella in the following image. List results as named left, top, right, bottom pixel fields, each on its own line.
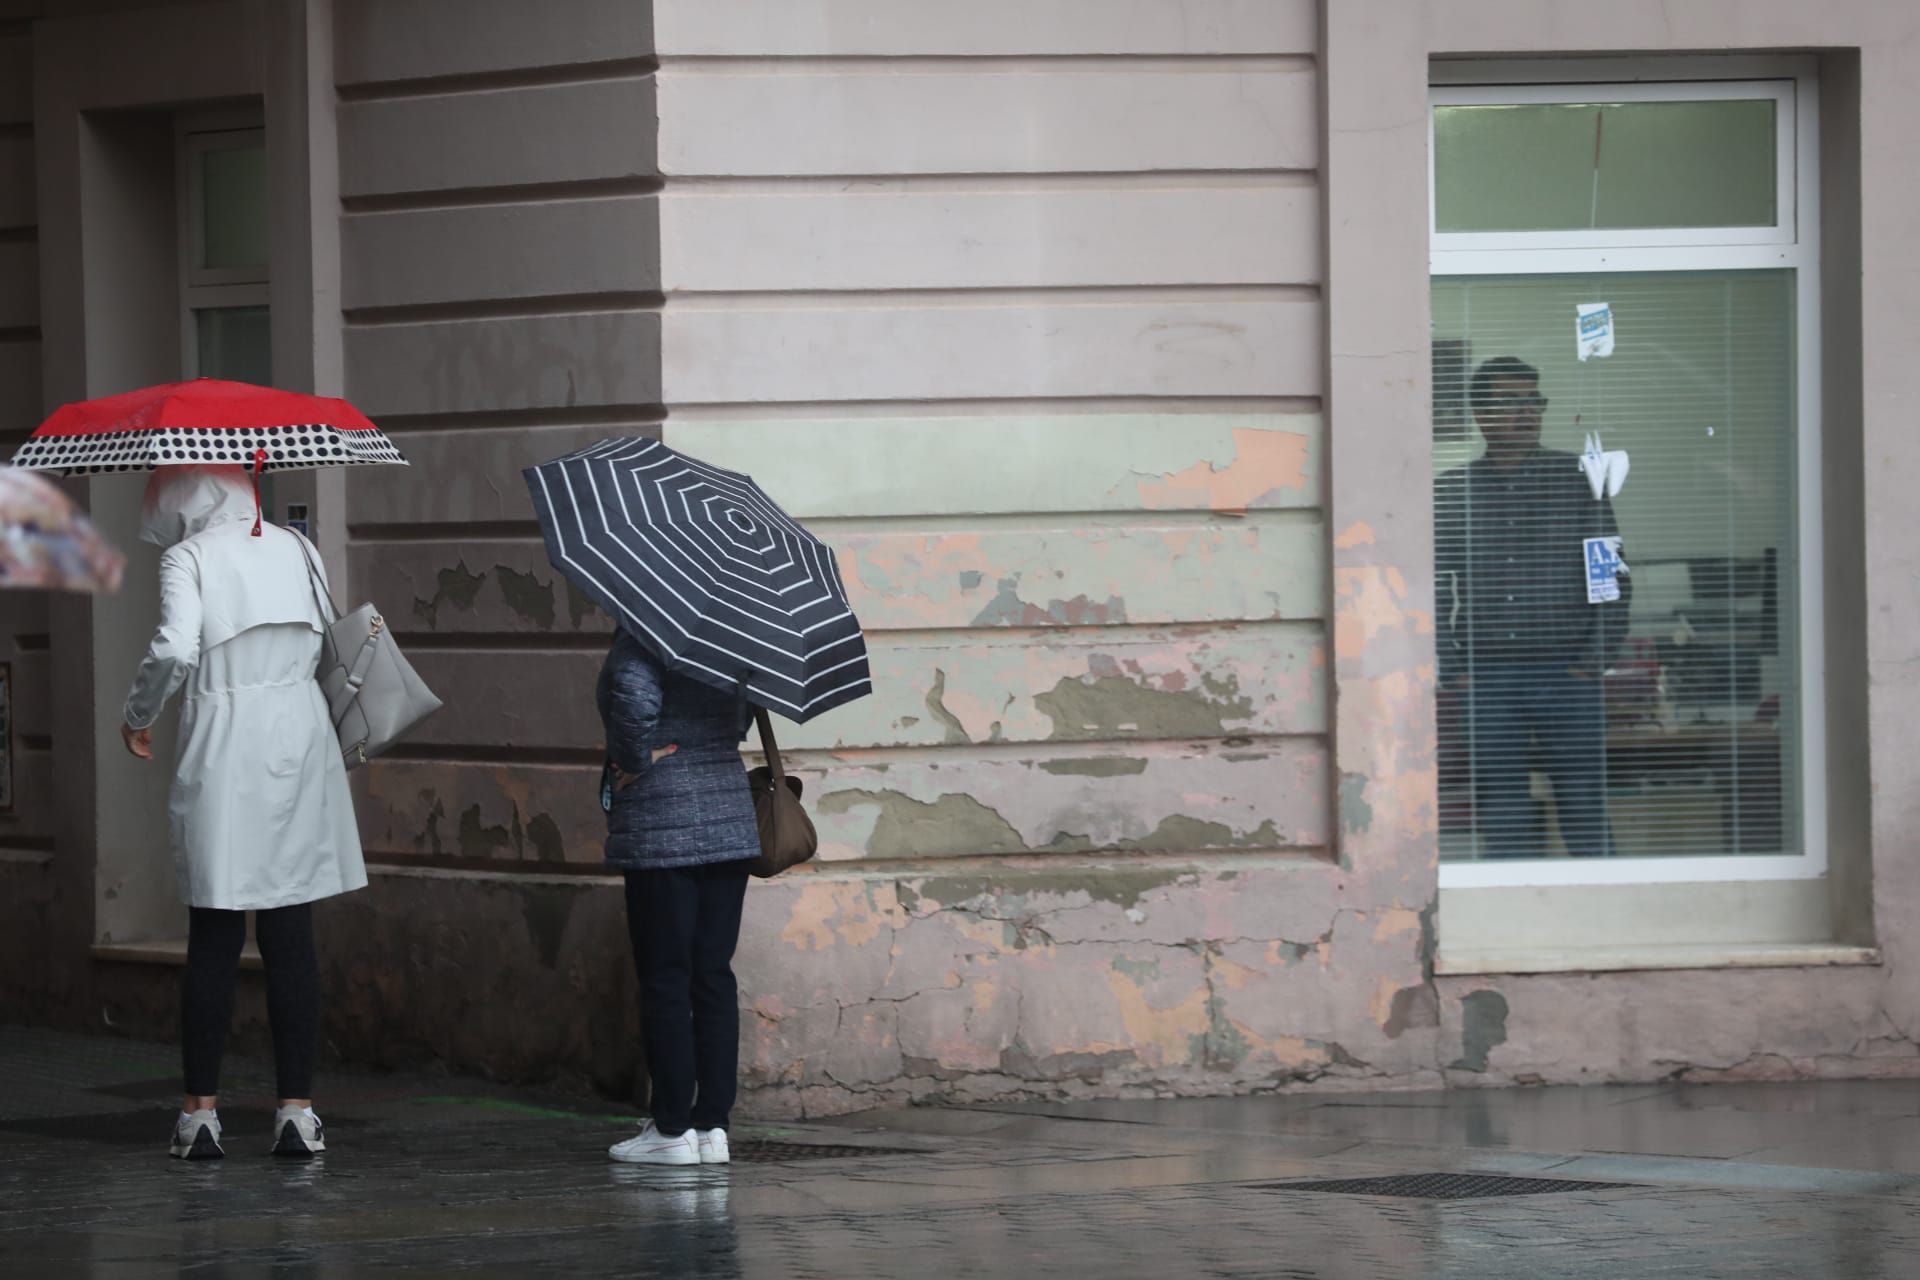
left=11, top=378, right=407, bottom=477
left=12, top=378, right=407, bottom=536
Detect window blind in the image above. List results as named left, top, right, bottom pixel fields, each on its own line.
left=1433, top=270, right=1800, bottom=862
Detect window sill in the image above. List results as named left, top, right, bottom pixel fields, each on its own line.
left=1436, top=942, right=1882, bottom=977
left=91, top=939, right=263, bottom=970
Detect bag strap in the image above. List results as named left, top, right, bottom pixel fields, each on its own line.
left=291, top=531, right=342, bottom=625
left=755, top=708, right=786, bottom=783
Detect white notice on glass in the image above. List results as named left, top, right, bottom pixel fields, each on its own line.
left=1577, top=302, right=1615, bottom=361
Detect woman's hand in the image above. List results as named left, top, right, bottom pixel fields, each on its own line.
left=120, top=723, right=154, bottom=760
left=610, top=745, right=677, bottom=793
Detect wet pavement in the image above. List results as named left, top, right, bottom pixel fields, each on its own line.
left=3, top=1026, right=1920, bottom=1277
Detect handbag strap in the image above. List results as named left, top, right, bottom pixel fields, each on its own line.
left=292, top=531, right=343, bottom=625
left=755, top=708, right=786, bottom=783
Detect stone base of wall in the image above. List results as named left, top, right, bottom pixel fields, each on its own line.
left=5, top=863, right=1912, bottom=1118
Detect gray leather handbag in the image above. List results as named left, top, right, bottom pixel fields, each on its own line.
left=296, top=535, right=442, bottom=768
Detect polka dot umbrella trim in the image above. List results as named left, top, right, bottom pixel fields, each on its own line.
left=10, top=378, right=408, bottom=475
left=524, top=437, right=873, bottom=722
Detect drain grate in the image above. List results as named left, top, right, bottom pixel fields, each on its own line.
left=1256, top=1173, right=1634, bottom=1200
left=731, top=1139, right=917, bottom=1164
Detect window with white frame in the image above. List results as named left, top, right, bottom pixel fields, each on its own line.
left=1429, top=67, right=1824, bottom=903
left=179, top=120, right=270, bottom=384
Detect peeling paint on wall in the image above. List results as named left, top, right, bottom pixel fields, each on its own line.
left=1034, top=670, right=1254, bottom=740
left=495, top=565, right=556, bottom=630
left=1131, top=426, right=1313, bottom=513
left=1449, top=991, right=1510, bottom=1071
left=412, top=561, right=485, bottom=629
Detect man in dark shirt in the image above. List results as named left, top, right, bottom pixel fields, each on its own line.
left=1436, top=357, right=1630, bottom=858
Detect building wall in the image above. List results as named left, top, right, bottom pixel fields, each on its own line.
left=298, top=0, right=1445, bottom=1109
left=1, top=0, right=1914, bottom=1111
left=1329, top=0, right=1920, bottom=1089
left=0, top=5, right=56, bottom=1014
left=640, top=0, right=1443, bottom=1110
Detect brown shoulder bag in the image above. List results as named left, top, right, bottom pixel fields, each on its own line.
left=746, top=709, right=817, bottom=878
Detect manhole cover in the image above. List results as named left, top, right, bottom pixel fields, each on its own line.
left=1256, top=1173, right=1634, bottom=1200
left=732, top=1140, right=916, bottom=1164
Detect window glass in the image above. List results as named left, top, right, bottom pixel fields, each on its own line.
left=1432, top=271, right=1800, bottom=861
left=1434, top=100, right=1777, bottom=232
left=195, top=306, right=271, bottom=385
left=200, top=142, right=268, bottom=270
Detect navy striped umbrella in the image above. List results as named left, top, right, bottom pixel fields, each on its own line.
left=524, top=437, right=872, bottom=722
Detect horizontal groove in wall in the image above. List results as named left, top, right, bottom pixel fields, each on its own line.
left=364, top=852, right=608, bottom=877
left=387, top=617, right=1323, bottom=651
left=0, top=836, right=56, bottom=852
left=664, top=395, right=1321, bottom=421
left=374, top=405, right=664, bottom=433
left=659, top=53, right=1316, bottom=74
left=664, top=169, right=1319, bottom=194
left=379, top=743, right=605, bottom=767
left=663, top=282, right=1319, bottom=310
left=0, top=226, right=36, bottom=245
left=344, top=292, right=662, bottom=327
left=800, top=848, right=1335, bottom=877
left=362, top=847, right=1335, bottom=886
left=391, top=632, right=612, bottom=653
left=350, top=508, right=1324, bottom=545
left=0, top=326, right=39, bottom=344
left=349, top=520, right=542, bottom=543
left=0, top=121, right=29, bottom=142
left=12, top=633, right=49, bottom=652
left=363, top=845, right=1332, bottom=876
left=18, top=735, right=51, bottom=752
left=798, top=508, right=1326, bottom=536
left=822, top=618, right=1325, bottom=646
left=337, top=57, right=657, bottom=103
left=739, top=736, right=1325, bottom=766
left=383, top=733, right=1323, bottom=773
left=342, top=176, right=664, bottom=215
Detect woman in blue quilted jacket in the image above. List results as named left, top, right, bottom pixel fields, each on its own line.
left=598, top=627, right=760, bottom=1167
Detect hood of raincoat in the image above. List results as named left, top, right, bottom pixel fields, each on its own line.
left=138, top=466, right=257, bottom=548
left=131, top=464, right=325, bottom=651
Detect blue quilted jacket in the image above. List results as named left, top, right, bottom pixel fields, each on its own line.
left=597, top=630, right=759, bottom=870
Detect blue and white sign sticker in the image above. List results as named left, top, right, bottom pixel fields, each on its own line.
left=1584, top=535, right=1625, bottom=604
left=1577, top=301, right=1615, bottom=361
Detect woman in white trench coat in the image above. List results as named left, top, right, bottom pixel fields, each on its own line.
left=121, top=466, right=365, bottom=1161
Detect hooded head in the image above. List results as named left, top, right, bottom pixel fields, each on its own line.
left=137, top=466, right=258, bottom=548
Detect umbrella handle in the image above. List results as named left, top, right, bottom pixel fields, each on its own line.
left=250, top=447, right=267, bottom=537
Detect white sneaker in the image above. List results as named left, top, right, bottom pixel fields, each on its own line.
left=170, top=1109, right=224, bottom=1161
left=271, top=1106, right=326, bottom=1158
left=695, top=1128, right=730, bottom=1165
left=609, top=1121, right=700, bottom=1166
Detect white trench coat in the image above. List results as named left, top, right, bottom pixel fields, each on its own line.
left=124, top=467, right=366, bottom=911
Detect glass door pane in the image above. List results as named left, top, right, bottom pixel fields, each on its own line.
left=194, top=306, right=271, bottom=385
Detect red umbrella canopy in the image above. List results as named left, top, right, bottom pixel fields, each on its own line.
left=10, top=378, right=407, bottom=475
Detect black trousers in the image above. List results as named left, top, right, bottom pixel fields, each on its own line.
left=182, top=903, right=320, bottom=1099
left=623, top=862, right=751, bottom=1136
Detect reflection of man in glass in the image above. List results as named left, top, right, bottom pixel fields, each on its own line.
left=1436, top=357, right=1629, bottom=858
